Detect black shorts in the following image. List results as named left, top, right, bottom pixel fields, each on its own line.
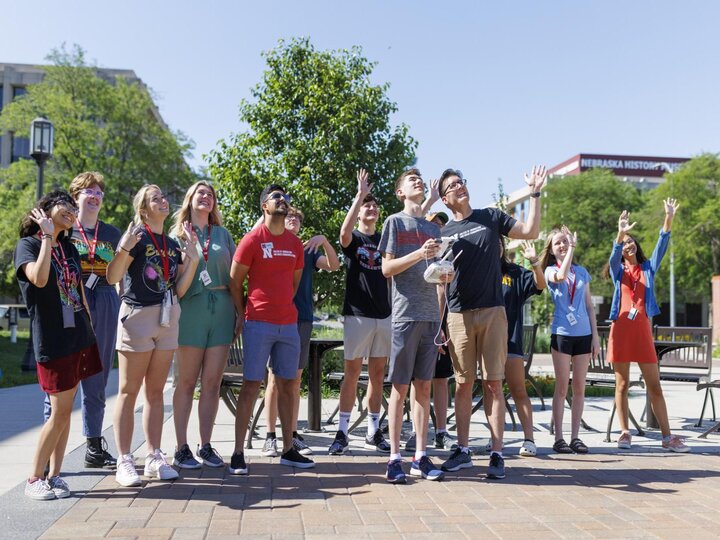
left=551, top=334, right=592, bottom=357
left=434, top=347, right=454, bottom=379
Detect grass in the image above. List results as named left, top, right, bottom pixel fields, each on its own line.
left=0, top=330, right=37, bottom=388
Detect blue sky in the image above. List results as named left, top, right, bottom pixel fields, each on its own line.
left=3, top=1, right=719, bottom=206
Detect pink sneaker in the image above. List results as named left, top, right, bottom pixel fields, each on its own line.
left=617, top=432, right=632, bottom=450
left=662, top=435, right=690, bottom=453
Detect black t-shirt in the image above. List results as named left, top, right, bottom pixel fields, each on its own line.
left=70, top=221, right=122, bottom=288
left=502, top=263, right=541, bottom=356
left=442, top=208, right=516, bottom=311
left=14, top=236, right=96, bottom=363
left=121, top=231, right=182, bottom=307
left=341, top=229, right=390, bottom=319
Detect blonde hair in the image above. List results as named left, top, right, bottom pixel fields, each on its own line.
left=133, top=184, right=163, bottom=225
left=69, top=171, right=106, bottom=199
left=171, top=181, right=223, bottom=239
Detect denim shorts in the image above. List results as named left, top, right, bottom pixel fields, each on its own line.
left=242, top=320, right=300, bottom=381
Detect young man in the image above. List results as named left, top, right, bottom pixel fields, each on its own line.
left=329, top=169, right=392, bottom=455
left=438, top=166, right=546, bottom=480
left=228, top=184, right=314, bottom=474
left=262, top=206, right=340, bottom=457
left=379, top=168, right=451, bottom=483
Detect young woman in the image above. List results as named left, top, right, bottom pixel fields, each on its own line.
left=170, top=181, right=238, bottom=469
left=606, top=200, right=689, bottom=452
left=14, top=191, right=102, bottom=500
left=541, top=225, right=599, bottom=454
left=501, top=239, right=546, bottom=457
left=107, top=184, right=199, bottom=486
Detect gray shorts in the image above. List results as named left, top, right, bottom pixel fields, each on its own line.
left=388, top=321, right=439, bottom=385
left=242, top=320, right=300, bottom=381
left=343, top=315, right=391, bottom=360
left=297, top=320, right=313, bottom=370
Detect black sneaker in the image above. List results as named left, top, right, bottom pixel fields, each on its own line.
left=173, top=443, right=201, bottom=469
left=280, top=448, right=315, bottom=469
left=364, top=431, right=391, bottom=453
left=228, top=452, right=248, bottom=475
left=434, top=431, right=459, bottom=451
left=487, top=452, right=506, bottom=480
left=328, top=430, right=349, bottom=455
left=85, top=436, right=117, bottom=469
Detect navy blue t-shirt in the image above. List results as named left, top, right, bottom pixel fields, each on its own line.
left=502, top=263, right=541, bottom=356
left=294, top=248, right=322, bottom=322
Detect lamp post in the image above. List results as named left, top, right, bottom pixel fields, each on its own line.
left=29, top=116, right=54, bottom=201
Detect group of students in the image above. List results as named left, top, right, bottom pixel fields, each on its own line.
left=14, top=166, right=689, bottom=499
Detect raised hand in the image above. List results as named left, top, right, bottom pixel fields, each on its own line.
left=520, top=240, right=538, bottom=262
left=523, top=165, right=548, bottom=193
left=304, top=235, right=326, bottom=254
left=357, top=168, right=373, bottom=198
left=617, top=210, right=637, bottom=234
left=561, top=224, right=577, bottom=247
left=119, top=222, right=144, bottom=252
left=179, top=221, right=200, bottom=261
left=30, top=208, right=54, bottom=236
left=428, top=178, right=440, bottom=203
left=664, top=198, right=680, bottom=216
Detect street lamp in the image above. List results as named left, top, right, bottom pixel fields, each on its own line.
left=29, top=116, right=54, bottom=201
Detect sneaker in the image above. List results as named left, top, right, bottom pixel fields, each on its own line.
left=48, top=475, right=71, bottom=499
left=25, top=479, right=55, bottom=500
left=434, top=431, right=459, bottom=451
left=228, top=452, right=248, bottom=475
left=197, top=443, right=225, bottom=467
left=173, top=444, right=201, bottom=469
left=487, top=452, right=506, bottom=480
left=280, top=448, right=316, bottom=469
left=292, top=437, right=313, bottom=456
left=144, top=449, right=179, bottom=480
left=115, top=454, right=141, bottom=487
left=663, top=435, right=690, bottom=453
left=364, top=430, right=391, bottom=453
left=404, top=432, right=417, bottom=453
left=441, top=448, right=473, bottom=472
left=617, top=432, right=632, bottom=450
left=386, top=459, right=407, bottom=484
left=262, top=437, right=278, bottom=457
left=84, top=436, right=117, bottom=469
left=328, top=431, right=349, bottom=455
left=519, top=440, right=537, bottom=457
left=410, top=455, right=445, bottom=481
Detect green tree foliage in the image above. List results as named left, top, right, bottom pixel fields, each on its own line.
left=207, top=37, right=417, bottom=306
left=0, top=44, right=195, bottom=298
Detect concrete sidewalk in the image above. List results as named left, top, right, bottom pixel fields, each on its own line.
left=2, top=366, right=720, bottom=539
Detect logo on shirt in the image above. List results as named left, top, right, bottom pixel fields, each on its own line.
left=502, top=274, right=513, bottom=287
left=261, top=242, right=274, bottom=259
left=457, top=225, right=487, bottom=239
left=357, top=246, right=382, bottom=270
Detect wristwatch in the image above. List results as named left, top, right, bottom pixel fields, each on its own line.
left=530, top=192, right=541, bottom=198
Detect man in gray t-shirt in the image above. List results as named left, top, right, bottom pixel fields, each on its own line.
left=378, top=168, right=451, bottom=484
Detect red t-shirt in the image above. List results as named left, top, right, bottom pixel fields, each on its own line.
left=233, top=225, right=304, bottom=324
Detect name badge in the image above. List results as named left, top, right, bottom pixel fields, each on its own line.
left=566, top=312, right=578, bottom=326
left=627, top=307, right=638, bottom=321
left=62, top=304, right=76, bottom=328
left=200, top=269, right=212, bottom=286
left=160, top=290, right=172, bottom=327
left=85, top=273, right=99, bottom=290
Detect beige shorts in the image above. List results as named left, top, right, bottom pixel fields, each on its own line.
left=447, top=306, right=507, bottom=383
left=343, top=315, right=391, bottom=360
left=116, top=301, right=181, bottom=353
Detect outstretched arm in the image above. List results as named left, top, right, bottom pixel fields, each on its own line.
left=420, top=178, right=440, bottom=216
left=521, top=240, right=546, bottom=291
left=509, top=165, right=548, bottom=239
left=340, top=169, right=373, bottom=248
left=662, top=198, right=679, bottom=233
left=305, top=235, right=341, bottom=271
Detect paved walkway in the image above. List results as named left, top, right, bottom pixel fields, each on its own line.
left=2, top=359, right=720, bottom=539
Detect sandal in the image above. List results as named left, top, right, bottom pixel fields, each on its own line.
left=569, top=438, right=589, bottom=454
left=552, top=439, right=573, bottom=454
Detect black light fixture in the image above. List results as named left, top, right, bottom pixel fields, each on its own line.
left=29, top=116, right=54, bottom=201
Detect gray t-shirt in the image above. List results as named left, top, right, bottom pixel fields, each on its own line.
left=378, top=211, right=441, bottom=323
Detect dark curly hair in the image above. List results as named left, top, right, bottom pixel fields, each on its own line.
left=19, top=190, right=77, bottom=240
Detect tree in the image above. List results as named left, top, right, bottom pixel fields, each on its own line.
left=206, top=37, right=417, bottom=307
left=0, top=44, right=195, bottom=297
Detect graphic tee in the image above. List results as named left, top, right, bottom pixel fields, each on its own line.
left=233, top=225, right=304, bottom=325
left=442, top=208, right=516, bottom=312
left=341, top=230, right=390, bottom=319
left=502, top=263, right=541, bottom=356
left=294, top=248, right=322, bottom=322
left=14, top=236, right=96, bottom=362
left=544, top=263, right=592, bottom=336
left=121, top=231, right=181, bottom=307
left=378, top=212, right=441, bottom=323
left=71, top=221, right=121, bottom=288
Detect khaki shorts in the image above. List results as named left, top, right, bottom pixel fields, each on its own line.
left=343, top=315, right=391, bottom=360
left=116, top=301, right=181, bottom=353
left=447, top=306, right=507, bottom=383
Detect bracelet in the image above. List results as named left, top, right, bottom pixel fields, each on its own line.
left=41, top=234, right=52, bottom=240
left=530, top=192, right=541, bottom=198
left=117, top=246, right=131, bottom=254
left=530, top=259, right=541, bottom=267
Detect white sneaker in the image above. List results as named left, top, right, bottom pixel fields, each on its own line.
left=25, top=479, right=55, bottom=500
left=261, top=437, right=278, bottom=457
left=115, top=454, right=141, bottom=487
left=144, top=449, right=179, bottom=480
left=519, top=440, right=537, bottom=457
left=48, top=475, right=71, bottom=498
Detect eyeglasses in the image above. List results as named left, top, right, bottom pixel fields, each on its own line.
left=442, top=178, right=467, bottom=196
left=80, top=188, right=104, bottom=199
left=265, top=192, right=291, bottom=203
left=285, top=214, right=302, bottom=222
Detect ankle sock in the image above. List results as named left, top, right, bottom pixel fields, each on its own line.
left=491, top=450, right=503, bottom=458
left=414, top=450, right=427, bottom=460
left=338, top=412, right=351, bottom=435
left=266, top=432, right=276, bottom=440
left=367, top=412, right=380, bottom=438
left=390, top=452, right=402, bottom=461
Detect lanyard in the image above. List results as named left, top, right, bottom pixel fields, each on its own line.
left=144, top=224, right=169, bottom=282
left=557, top=262, right=577, bottom=305
left=200, top=224, right=212, bottom=263
left=51, top=241, right=73, bottom=295
left=75, top=220, right=99, bottom=265
left=625, top=264, right=642, bottom=305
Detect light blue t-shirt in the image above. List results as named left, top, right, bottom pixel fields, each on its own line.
left=545, top=264, right=592, bottom=337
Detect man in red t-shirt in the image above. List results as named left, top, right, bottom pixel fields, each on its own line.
left=227, top=184, right=313, bottom=474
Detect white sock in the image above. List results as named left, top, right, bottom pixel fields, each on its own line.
left=338, top=412, right=351, bottom=435
left=390, top=452, right=402, bottom=461
left=414, top=450, right=427, bottom=461
left=437, top=428, right=447, bottom=434
left=367, top=412, right=380, bottom=438
left=491, top=450, right=503, bottom=458
left=460, top=446, right=470, bottom=454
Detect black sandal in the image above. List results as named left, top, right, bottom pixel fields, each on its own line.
left=569, top=438, right=589, bottom=454
left=553, top=439, right=573, bottom=454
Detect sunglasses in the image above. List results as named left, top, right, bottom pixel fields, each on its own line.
left=265, top=192, right=291, bottom=203
left=57, top=204, right=79, bottom=216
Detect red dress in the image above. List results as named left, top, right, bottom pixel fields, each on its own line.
left=607, top=264, right=657, bottom=364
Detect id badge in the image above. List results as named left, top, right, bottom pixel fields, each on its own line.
left=566, top=312, right=578, bottom=326
left=160, top=290, right=172, bottom=327
left=199, top=269, right=212, bottom=286
left=62, top=304, right=76, bottom=328
left=85, top=273, right=99, bottom=290
left=627, top=307, right=638, bottom=321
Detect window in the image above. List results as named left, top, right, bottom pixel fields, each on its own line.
left=13, top=86, right=26, bottom=99
left=11, top=133, right=30, bottom=162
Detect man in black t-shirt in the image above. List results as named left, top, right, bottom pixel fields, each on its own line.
left=438, top=166, right=547, bottom=480
left=328, top=169, right=392, bottom=455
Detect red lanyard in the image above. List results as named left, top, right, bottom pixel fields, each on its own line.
left=51, top=241, right=73, bottom=294
left=557, top=263, right=577, bottom=305
left=625, top=264, right=642, bottom=304
left=144, top=224, right=169, bottom=281
left=75, top=220, right=99, bottom=265
left=200, top=224, right=212, bottom=263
